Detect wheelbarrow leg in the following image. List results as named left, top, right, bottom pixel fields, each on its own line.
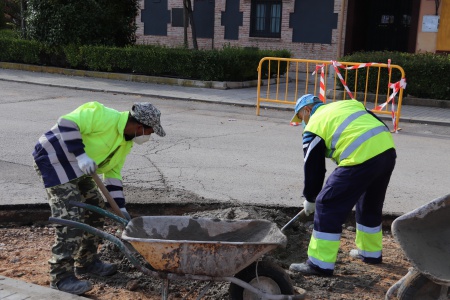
left=161, top=279, right=169, bottom=300
left=180, top=281, right=203, bottom=299
left=196, top=281, right=213, bottom=299
left=438, top=284, right=449, bottom=300
left=385, top=268, right=414, bottom=300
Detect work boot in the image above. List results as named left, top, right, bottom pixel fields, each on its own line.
left=349, top=249, right=382, bottom=264
left=289, top=262, right=333, bottom=276
left=349, top=249, right=363, bottom=259
left=75, top=258, right=117, bottom=277
left=50, top=274, right=92, bottom=295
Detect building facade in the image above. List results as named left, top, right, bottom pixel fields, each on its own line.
left=136, top=0, right=449, bottom=60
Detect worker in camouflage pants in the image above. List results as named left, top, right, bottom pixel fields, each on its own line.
left=32, top=102, right=166, bottom=295
left=35, top=163, right=106, bottom=283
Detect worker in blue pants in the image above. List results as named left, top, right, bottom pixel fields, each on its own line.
left=288, top=94, right=396, bottom=276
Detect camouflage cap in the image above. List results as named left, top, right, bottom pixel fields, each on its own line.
left=130, top=102, right=166, bottom=137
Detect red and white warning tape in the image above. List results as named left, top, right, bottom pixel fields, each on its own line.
left=327, top=60, right=406, bottom=133
left=312, top=65, right=326, bottom=102
left=373, top=78, right=407, bottom=132
left=315, top=61, right=382, bottom=102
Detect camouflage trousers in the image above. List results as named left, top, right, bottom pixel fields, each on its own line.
left=33, top=163, right=106, bottom=284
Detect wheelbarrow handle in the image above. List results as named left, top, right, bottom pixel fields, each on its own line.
left=69, top=200, right=129, bottom=226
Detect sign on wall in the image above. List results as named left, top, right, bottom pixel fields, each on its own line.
left=422, top=15, right=439, bottom=32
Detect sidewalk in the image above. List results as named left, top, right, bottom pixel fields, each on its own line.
left=1, top=66, right=450, bottom=127
left=0, top=65, right=449, bottom=299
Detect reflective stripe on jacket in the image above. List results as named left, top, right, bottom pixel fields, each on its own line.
left=305, top=100, right=395, bottom=166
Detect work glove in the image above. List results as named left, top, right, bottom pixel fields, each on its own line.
left=76, top=153, right=97, bottom=175
left=120, top=207, right=132, bottom=221
left=303, top=199, right=316, bottom=216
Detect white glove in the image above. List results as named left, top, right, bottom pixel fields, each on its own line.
left=303, top=200, right=316, bottom=216
left=120, top=207, right=132, bottom=221
left=76, top=153, right=97, bottom=175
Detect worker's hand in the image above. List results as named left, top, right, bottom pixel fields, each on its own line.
left=120, top=207, right=132, bottom=221
left=76, top=153, right=97, bottom=175
left=303, top=200, right=316, bottom=216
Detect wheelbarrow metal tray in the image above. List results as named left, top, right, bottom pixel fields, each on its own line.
left=391, top=193, right=450, bottom=285
left=122, top=216, right=287, bottom=277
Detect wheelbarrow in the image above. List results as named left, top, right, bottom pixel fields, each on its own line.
left=385, top=193, right=450, bottom=300
left=49, top=201, right=304, bottom=300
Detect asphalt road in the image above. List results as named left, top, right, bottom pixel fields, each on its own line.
left=1, top=81, right=450, bottom=215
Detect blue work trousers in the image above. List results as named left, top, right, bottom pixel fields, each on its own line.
left=314, top=148, right=397, bottom=234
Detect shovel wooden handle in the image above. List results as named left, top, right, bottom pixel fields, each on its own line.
left=92, top=173, right=126, bottom=219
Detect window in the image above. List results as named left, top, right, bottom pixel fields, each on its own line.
left=250, top=0, right=282, bottom=38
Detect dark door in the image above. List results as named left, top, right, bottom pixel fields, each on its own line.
left=344, top=0, right=419, bottom=54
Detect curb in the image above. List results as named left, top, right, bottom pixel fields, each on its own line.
left=0, top=202, right=401, bottom=230
left=0, top=276, right=90, bottom=300
left=402, top=96, right=450, bottom=109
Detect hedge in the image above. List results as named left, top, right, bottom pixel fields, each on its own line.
left=339, top=51, right=450, bottom=100
left=0, top=31, right=291, bottom=82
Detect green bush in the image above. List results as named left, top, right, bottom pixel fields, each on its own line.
left=0, top=30, right=292, bottom=81
left=79, top=46, right=131, bottom=72
left=128, top=46, right=169, bottom=76
left=0, top=29, right=20, bottom=39
left=339, top=51, right=450, bottom=100
left=0, top=36, right=40, bottom=64
left=26, top=0, right=139, bottom=47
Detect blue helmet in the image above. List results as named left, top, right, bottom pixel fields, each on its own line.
left=291, top=94, right=322, bottom=123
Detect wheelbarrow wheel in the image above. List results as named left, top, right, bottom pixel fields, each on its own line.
left=396, top=268, right=448, bottom=300
left=228, top=260, right=295, bottom=300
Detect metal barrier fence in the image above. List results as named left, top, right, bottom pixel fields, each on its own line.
left=256, top=57, right=406, bottom=131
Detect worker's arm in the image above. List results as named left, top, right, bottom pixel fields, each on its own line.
left=302, top=131, right=326, bottom=202
left=103, top=176, right=131, bottom=220
left=57, top=117, right=98, bottom=175
left=57, top=117, right=85, bottom=156
left=103, top=176, right=125, bottom=208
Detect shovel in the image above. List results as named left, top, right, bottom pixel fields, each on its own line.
left=92, top=173, right=127, bottom=220
left=281, top=209, right=314, bottom=232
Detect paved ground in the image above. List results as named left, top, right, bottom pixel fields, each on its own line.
left=0, top=65, right=450, bottom=299
left=1, top=67, right=449, bottom=212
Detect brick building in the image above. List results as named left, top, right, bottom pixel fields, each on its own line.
left=136, top=0, right=450, bottom=60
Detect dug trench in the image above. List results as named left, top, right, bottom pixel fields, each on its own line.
left=0, top=197, right=409, bottom=300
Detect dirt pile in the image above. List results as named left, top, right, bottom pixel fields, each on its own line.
left=0, top=206, right=410, bottom=299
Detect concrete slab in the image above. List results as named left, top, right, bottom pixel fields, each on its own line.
left=0, top=276, right=89, bottom=300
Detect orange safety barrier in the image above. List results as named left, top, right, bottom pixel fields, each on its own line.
left=256, top=57, right=406, bottom=131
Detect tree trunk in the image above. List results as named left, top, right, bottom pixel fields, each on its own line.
left=21, top=0, right=26, bottom=38
left=183, top=0, right=188, bottom=48
left=185, top=0, right=198, bottom=50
